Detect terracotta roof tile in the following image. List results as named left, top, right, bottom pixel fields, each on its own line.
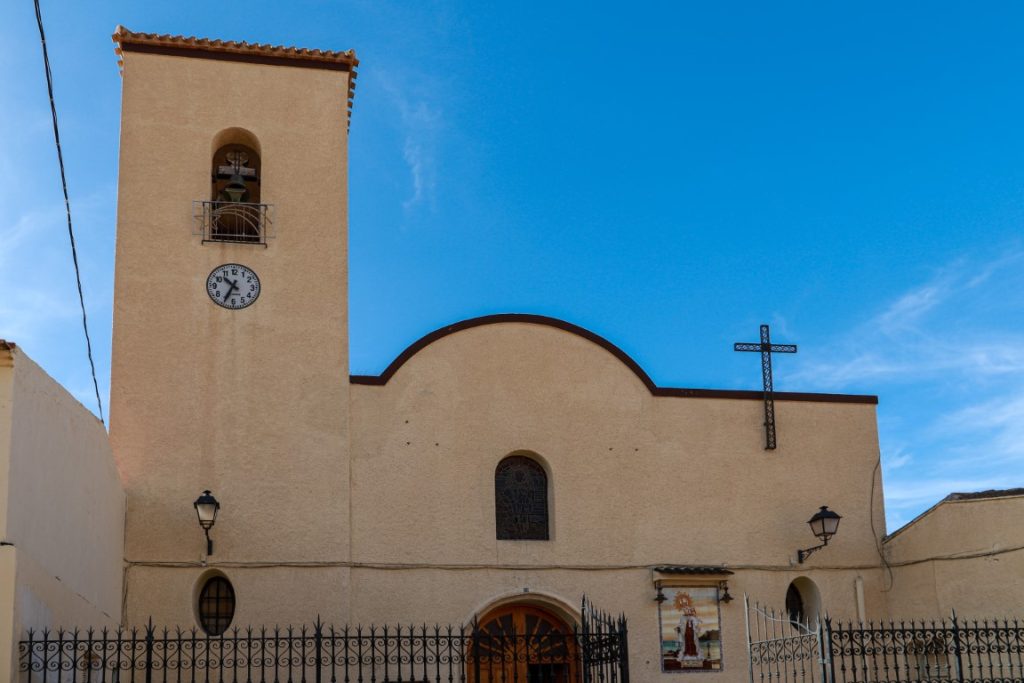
left=112, top=26, right=357, bottom=68
left=112, top=26, right=359, bottom=127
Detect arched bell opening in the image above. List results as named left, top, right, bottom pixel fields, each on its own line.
left=203, top=128, right=265, bottom=243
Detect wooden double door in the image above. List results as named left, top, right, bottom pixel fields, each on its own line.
left=469, top=605, right=578, bottom=683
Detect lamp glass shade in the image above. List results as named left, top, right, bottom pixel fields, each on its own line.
left=807, top=506, right=841, bottom=541
left=194, top=490, right=220, bottom=530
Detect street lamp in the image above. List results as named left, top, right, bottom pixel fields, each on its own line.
left=193, top=490, right=220, bottom=555
left=797, top=506, right=841, bottom=563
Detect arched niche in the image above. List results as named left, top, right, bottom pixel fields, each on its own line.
left=211, top=127, right=261, bottom=157
left=785, top=577, right=822, bottom=626
left=207, top=127, right=263, bottom=242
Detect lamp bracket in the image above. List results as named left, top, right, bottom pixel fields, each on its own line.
left=797, top=539, right=828, bottom=563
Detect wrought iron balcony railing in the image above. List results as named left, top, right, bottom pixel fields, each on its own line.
left=193, top=201, right=273, bottom=246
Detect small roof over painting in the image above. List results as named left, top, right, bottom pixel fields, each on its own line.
left=653, top=566, right=734, bottom=576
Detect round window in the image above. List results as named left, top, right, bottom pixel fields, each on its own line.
left=198, top=576, right=235, bottom=636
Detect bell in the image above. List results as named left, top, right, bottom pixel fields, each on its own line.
left=223, top=173, right=248, bottom=203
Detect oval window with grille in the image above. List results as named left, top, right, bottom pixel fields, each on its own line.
left=197, top=575, right=235, bottom=636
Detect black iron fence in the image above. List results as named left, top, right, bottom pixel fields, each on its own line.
left=19, top=601, right=628, bottom=683
left=745, top=597, right=1024, bottom=683
left=828, top=616, right=1024, bottom=683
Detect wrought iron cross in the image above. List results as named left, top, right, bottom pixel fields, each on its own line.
left=734, top=324, right=797, bottom=450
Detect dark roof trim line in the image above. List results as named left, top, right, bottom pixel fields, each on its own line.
left=349, top=314, right=878, bottom=405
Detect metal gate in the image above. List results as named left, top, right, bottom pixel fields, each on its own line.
left=745, top=595, right=828, bottom=683
left=745, top=595, right=1024, bottom=683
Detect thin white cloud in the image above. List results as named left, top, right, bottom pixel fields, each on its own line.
left=793, top=249, right=1024, bottom=388
left=377, top=70, right=444, bottom=211
left=788, top=248, right=1024, bottom=532
left=876, top=282, right=948, bottom=333
left=884, top=446, right=913, bottom=470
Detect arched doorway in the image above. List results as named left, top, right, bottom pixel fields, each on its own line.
left=785, top=577, right=822, bottom=627
left=469, top=604, right=578, bottom=683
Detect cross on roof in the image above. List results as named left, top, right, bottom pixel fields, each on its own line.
left=733, top=324, right=797, bottom=450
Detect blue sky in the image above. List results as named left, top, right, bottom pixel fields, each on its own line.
left=2, top=1, right=1023, bottom=531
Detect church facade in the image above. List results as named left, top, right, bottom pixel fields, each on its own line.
left=2, top=27, right=1022, bottom=683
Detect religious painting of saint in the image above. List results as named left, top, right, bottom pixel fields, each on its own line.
left=658, top=586, right=723, bottom=672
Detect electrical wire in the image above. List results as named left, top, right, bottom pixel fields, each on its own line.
left=870, top=457, right=895, bottom=590
left=123, top=542, right=1024, bottom=573
left=32, top=0, right=105, bottom=425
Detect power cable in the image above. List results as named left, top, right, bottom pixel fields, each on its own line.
left=32, top=0, right=105, bottom=425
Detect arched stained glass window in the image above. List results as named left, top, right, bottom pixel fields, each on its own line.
left=198, top=575, right=236, bottom=636
left=495, top=456, right=549, bottom=540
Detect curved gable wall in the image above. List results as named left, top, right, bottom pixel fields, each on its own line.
left=348, top=315, right=885, bottom=575
left=351, top=314, right=877, bottom=404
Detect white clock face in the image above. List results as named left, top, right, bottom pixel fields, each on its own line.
left=207, top=264, right=260, bottom=309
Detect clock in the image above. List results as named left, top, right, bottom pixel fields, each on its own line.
left=207, top=264, right=260, bottom=309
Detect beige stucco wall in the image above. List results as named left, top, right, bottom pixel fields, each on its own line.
left=337, top=322, right=889, bottom=683
left=882, top=494, right=1024, bottom=617
left=109, top=47, right=352, bottom=625
left=0, top=345, right=124, bottom=680
left=349, top=323, right=885, bottom=572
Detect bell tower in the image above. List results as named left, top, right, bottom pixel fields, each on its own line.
left=108, top=27, right=357, bottom=626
